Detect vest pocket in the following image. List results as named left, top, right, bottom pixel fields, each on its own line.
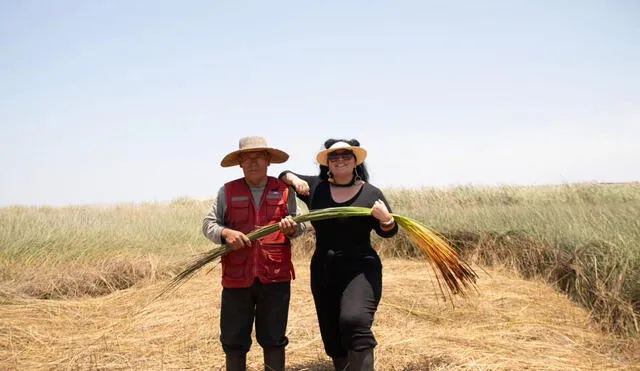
left=229, top=198, right=251, bottom=223
left=260, top=228, right=286, bottom=244
left=265, top=197, right=287, bottom=221
left=260, top=244, right=291, bottom=280
left=222, top=249, right=250, bottom=279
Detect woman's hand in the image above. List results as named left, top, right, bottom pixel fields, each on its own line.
left=371, top=199, right=393, bottom=224
left=281, top=173, right=310, bottom=196
left=292, top=179, right=310, bottom=196
left=278, top=215, right=298, bottom=236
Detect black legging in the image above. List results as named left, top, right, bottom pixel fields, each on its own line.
left=310, top=250, right=382, bottom=358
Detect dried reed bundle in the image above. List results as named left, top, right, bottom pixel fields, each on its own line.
left=159, top=207, right=477, bottom=298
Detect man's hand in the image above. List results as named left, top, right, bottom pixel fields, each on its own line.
left=221, top=228, right=252, bottom=250
left=278, top=215, right=297, bottom=236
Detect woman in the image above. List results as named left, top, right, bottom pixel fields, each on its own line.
left=279, top=138, right=398, bottom=371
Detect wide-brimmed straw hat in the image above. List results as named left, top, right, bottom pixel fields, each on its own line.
left=316, top=141, right=367, bottom=166
left=220, top=136, right=289, bottom=167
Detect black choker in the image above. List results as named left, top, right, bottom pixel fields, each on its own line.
left=329, top=177, right=357, bottom=187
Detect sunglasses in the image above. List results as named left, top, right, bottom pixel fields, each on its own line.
left=327, top=152, right=354, bottom=162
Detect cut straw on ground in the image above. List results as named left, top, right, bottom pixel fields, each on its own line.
left=159, top=207, right=478, bottom=299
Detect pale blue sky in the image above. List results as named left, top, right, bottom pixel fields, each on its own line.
left=1, top=1, right=638, bottom=206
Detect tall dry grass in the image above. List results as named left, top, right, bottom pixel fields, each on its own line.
left=383, top=182, right=640, bottom=336
left=0, top=199, right=208, bottom=299
left=1, top=183, right=638, bottom=336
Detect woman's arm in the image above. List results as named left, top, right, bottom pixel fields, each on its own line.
left=371, top=191, right=399, bottom=237
left=278, top=171, right=312, bottom=196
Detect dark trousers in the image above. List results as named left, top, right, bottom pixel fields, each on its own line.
left=310, top=252, right=382, bottom=358
left=220, top=279, right=291, bottom=355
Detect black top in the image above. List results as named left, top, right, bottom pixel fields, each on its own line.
left=284, top=172, right=398, bottom=255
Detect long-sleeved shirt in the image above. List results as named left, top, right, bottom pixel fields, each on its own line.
left=202, top=183, right=307, bottom=244
left=282, top=172, right=398, bottom=254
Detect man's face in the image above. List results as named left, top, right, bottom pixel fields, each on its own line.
left=238, top=151, right=271, bottom=186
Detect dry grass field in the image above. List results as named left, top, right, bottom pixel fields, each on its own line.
left=1, top=183, right=639, bottom=370
left=1, top=259, right=638, bottom=370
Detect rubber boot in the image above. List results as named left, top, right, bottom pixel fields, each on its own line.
left=347, top=348, right=374, bottom=371
left=332, top=356, right=349, bottom=371
left=226, top=352, right=246, bottom=371
left=264, top=347, right=285, bottom=371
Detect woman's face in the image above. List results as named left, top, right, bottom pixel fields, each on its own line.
left=327, top=150, right=356, bottom=177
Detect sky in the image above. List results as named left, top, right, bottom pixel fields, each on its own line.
left=1, top=0, right=638, bottom=207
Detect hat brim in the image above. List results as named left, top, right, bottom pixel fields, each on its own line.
left=316, top=146, right=367, bottom=166
left=220, top=147, right=289, bottom=167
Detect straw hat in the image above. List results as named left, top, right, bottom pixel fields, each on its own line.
left=316, top=141, right=367, bottom=166
left=220, top=136, right=289, bottom=167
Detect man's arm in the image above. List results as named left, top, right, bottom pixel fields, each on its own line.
left=202, top=186, right=227, bottom=244
left=286, top=187, right=307, bottom=238
left=202, top=186, right=256, bottom=250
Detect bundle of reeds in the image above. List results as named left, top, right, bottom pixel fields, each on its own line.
left=160, top=207, right=477, bottom=298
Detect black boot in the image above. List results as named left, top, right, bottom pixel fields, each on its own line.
left=332, top=356, right=349, bottom=371
left=264, top=347, right=285, bottom=371
left=347, top=348, right=373, bottom=371
left=226, top=353, right=246, bottom=371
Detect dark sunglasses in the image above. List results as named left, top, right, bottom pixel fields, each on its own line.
left=327, top=152, right=354, bottom=162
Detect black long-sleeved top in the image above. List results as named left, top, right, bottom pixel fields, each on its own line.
left=283, top=172, right=398, bottom=255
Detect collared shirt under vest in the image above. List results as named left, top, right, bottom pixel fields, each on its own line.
left=221, top=177, right=295, bottom=288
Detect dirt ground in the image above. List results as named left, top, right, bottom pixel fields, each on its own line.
left=1, top=259, right=638, bottom=370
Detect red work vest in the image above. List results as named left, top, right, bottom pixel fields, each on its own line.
left=221, top=177, right=294, bottom=288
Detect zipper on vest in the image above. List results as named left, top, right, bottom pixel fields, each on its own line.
left=253, top=209, right=259, bottom=279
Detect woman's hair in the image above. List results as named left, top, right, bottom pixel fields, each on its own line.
left=318, top=138, right=369, bottom=182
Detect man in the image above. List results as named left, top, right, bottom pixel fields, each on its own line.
left=202, top=136, right=305, bottom=371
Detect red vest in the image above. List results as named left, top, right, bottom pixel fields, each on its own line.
left=221, top=177, right=294, bottom=288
